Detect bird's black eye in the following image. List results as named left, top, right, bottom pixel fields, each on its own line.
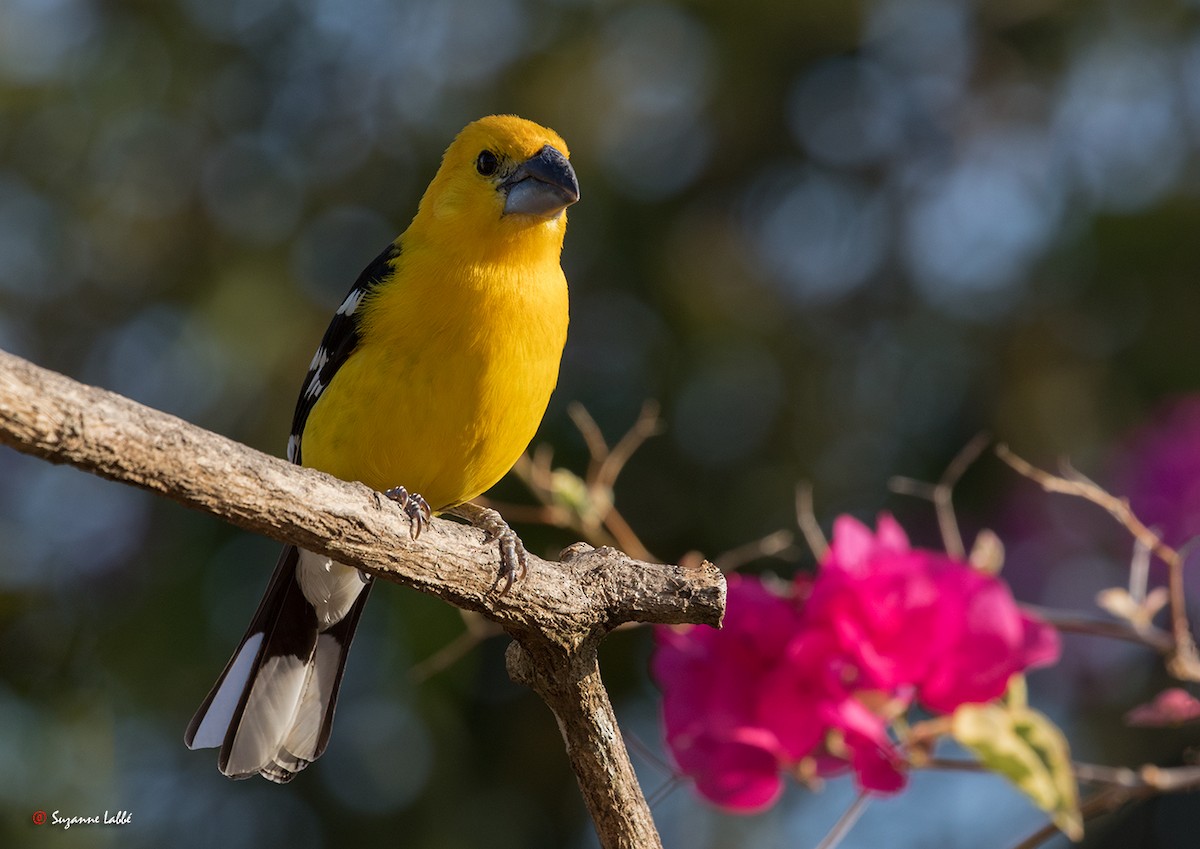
left=475, top=150, right=500, bottom=176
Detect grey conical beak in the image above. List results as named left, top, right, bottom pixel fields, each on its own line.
left=502, top=145, right=580, bottom=219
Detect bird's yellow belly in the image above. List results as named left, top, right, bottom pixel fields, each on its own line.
left=299, top=316, right=563, bottom=511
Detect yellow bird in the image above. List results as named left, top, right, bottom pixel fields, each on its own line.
left=185, top=115, right=578, bottom=782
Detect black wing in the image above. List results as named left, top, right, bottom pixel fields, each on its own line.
left=287, top=242, right=400, bottom=465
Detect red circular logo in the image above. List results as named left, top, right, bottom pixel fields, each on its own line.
left=32, top=810, right=47, bottom=826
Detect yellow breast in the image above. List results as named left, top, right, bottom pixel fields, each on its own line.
left=299, top=242, right=569, bottom=511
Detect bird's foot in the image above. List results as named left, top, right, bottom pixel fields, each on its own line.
left=445, top=502, right=528, bottom=595
left=384, top=486, right=431, bottom=539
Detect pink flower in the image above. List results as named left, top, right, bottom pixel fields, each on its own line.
left=829, top=698, right=908, bottom=794
left=652, top=575, right=807, bottom=812
left=760, top=635, right=908, bottom=793
left=917, top=562, right=1061, bottom=712
left=653, top=573, right=909, bottom=806
left=667, top=727, right=786, bottom=812
left=758, top=628, right=853, bottom=762
left=1125, top=688, right=1200, bottom=727
left=806, top=515, right=948, bottom=694
left=809, top=515, right=1060, bottom=713
left=650, top=514, right=1060, bottom=813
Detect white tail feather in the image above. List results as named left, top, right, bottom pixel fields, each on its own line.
left=274, top=634, right=344, bottom=770
left=223, top=653, right=310, bottom=777
left=187, top=633, right=264, bottom=750
left=187, top=546, right=369, bottom=782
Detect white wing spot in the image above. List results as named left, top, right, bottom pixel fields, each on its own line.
left=287, top=434, right=301, bottom=463
left=308, top=346, right=330, bottom=373
left=337, top=289, right=365, bottom=317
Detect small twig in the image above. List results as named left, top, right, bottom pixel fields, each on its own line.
left=501, top=403, right=661, bottom=562
left=887, top=478, right=937, bottom=500
left=796, top=482, right=828, bottom=560
left=473, top=501, right=561, bottom=526
left=995, top=446, right=1171, bottom=563
left=625, top=731, right=679, bottom=780
left=596, top=400, right=664, bottom=491
left=1010, top=786, right=1127, bottom=849
left=568, top=403, right=612, bottom=484
left=889, top=433, right=991, bottom=559
left=1130, top=538, right=1151, bottom=605
left=996, top=444, right=1200, bottom=681
left=1072, top=762, right=1200, bottom=792
left=1008, top=763, right=1200, bottom=849
left=527, top=443, right=557, bottom=492
left=571, top=401, right=661, bottom=560
left=937, top=433, right=992, bottom=558
left=602, top=506, right=656, bottom=562
left=646, top=776, right=685, bottom=809
left=922, top=757, right=990, bottom=774
left=713, top=529, right=799, bottom=573
left=1021, top=604, right=1174, bottom=654
left=409, top=611, right=503, bottom=682
left=813, top=791, right=871, bottom=849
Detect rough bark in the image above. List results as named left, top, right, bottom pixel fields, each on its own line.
left=0, top=348, right=726, bottom=848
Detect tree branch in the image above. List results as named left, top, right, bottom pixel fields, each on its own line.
left=996, top=444, right=1200, bottom=681
left=1010, top=763, right=1200, bottom=849
left=0, top=347, right=726, bottom=848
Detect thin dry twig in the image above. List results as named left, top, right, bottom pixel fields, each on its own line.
left=921, top=757, right=1200, bottom=849
left=1009, top=763, right=1200, bottom=849
left=712, top=529, right=799, bottom=573
left=409, top=611, right=504, bottom=682
left=920, top=756, right=988, bottom=773
left=624, top=727, right=688, bottom=811
left=888, top=432, right=991, bottom=559
left=813, top=792, right=871, bottom=849
left=598, top=506, right=654, bottom=564
left=569, top=402, right=613, bottom=481
left=996, top=444, right=1200, bottom=681
left=1009, top=786, right=1127, bottom=849
left=646, top=776, right=686, bottom=810
left=1023, top=604, right=1174, bottom=654
left=592, top=401, right=665, bottom=491
left=494, top=401, right=662, bottom=562
left=795, top=482, right=828, bottom=560
left=1073, top=762, right=1200, bottom=791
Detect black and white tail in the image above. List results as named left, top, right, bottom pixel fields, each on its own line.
left=185, top=545, right=371, bottom=783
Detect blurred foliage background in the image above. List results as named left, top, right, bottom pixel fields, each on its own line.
left=3, top=0, right=1200, bottom=846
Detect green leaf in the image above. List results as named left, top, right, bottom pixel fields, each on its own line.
left=550, top=468, right=590, bottom=513
left=952, top=700, right=1083, bottom=841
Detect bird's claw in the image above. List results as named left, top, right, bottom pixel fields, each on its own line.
left=384, top=486, right=431, bottom=540
left=445, top=502, right=528, bottom=595
left=485, top=525, right=528, bottom=596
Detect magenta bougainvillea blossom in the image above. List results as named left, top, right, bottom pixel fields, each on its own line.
left=652, top=514, right=1060, bottom=813
left=810, top=515, right=1060, bottom=713
left=653, top=576, right=806, bottom=810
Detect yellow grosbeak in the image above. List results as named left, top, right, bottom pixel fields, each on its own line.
left=185, top=115, right=578, bottom=782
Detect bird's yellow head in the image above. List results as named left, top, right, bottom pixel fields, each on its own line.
left=412, top=115, right=579, bottom=259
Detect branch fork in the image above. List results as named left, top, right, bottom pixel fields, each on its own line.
left=0, top=348, right=726, bottom=849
